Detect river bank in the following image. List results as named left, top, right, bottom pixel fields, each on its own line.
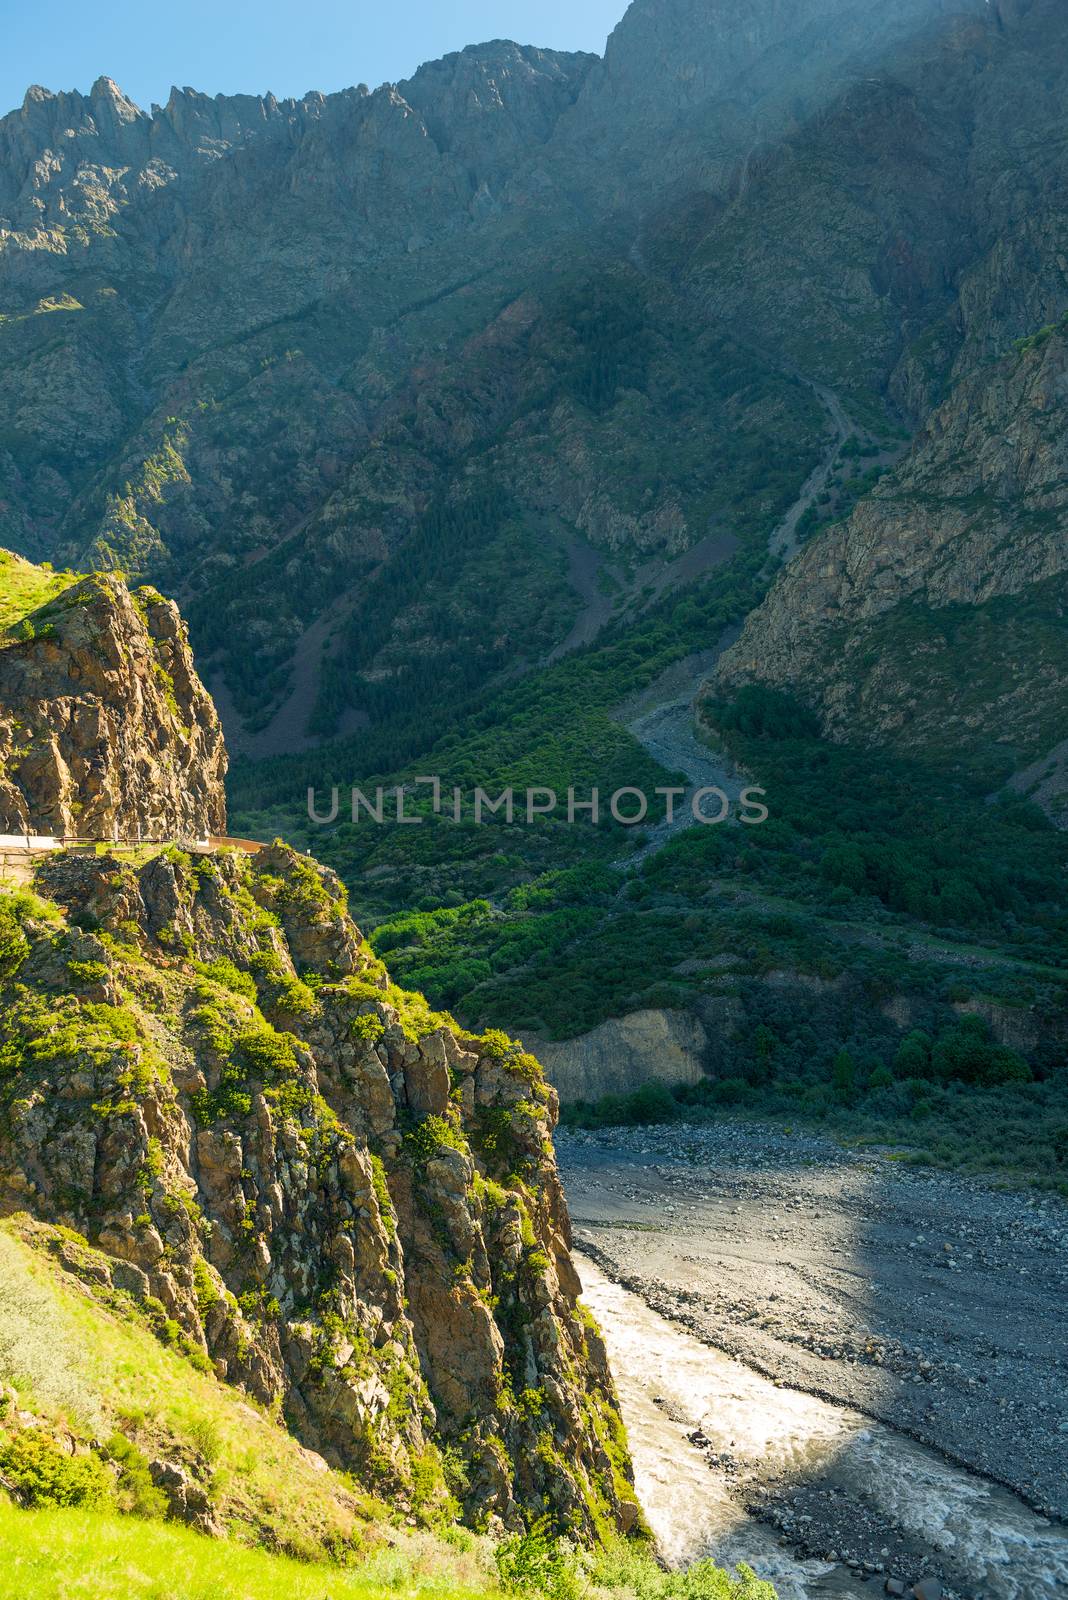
left=558, top=1121, right=1068, bottom=1597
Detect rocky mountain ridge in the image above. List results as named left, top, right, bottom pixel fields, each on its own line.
left=0, top=834, right=637, bottom=1536
left=0, top=552, right=226, bottom=839
left=714, top=316, right=1068, bottom=790
left=4, top=0, right=1061, bottom=761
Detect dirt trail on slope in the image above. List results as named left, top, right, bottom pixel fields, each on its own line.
left=767, top=380, right=854, bottom=566
left=614, top=378, right=854, bottom=857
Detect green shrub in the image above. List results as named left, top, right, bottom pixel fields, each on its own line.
left=67, top=960, right=110, bottom=987
left=627, top=1082, right=679, bottom=1124
left=193, top=958, right=257, bottom=1003
left=0, top=1430, right=111, bottom=1509
left=563, top=1079, right=682, bottom=1129
left=832, top=1049, right=856, bottom=1102
left=0, top=907, right=29, bottom=979
left=707, top=684, right=820, bottom=743
left=104, top=1432, right=168, bottom=1519
left=234, top=1025, right=300, bottom=1082
left=188, top=1415, right=222, bottom=1466
left=351, top=1013, right=385, bottom=1044
left=588, top=1536, right=777, bottom=1600
left=479, top=1028, right=514, bottom=1060
left=495, top=1517, right=581, bottom=1600
left=403, top=1116, right=467, bottom=1166
left=930, top=1017, right=1032, bottom=1087
left=192, top=1257, right=220, bottom=1314
left=894, top=1031, right=933, bottom=1079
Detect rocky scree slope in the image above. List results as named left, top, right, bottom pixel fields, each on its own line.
left=0, top=552, right=226, bottom=839
left=712, top=318, right=1068, bottom=788
left=0, top=839, right=637, bottom=1537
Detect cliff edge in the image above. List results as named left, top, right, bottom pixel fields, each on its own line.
left=0, top=553, right=227, bottom=840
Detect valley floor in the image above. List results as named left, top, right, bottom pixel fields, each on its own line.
left=558, top=1122, right=1068, bottom=1598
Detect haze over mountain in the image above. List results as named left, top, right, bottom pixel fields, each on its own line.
left=1, top=0, right=1066, bottom=1137
left=1, top=0, right=1059, bottom=766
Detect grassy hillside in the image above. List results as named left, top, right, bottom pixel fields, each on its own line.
left=0, top=1501, right=776, bottom=1600
left=0, top=1226, right=775, bottom=1599
left=0, top=1502, right=489, bottom=1600
left=0, top=550, right=80, bottom=641
left=230, top=603, right=1068, bottom=1185
left=0, top=1220, right=385, bottom=1561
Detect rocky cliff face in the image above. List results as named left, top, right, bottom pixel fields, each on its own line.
left=712, top=321, right=1068, bottom=782
left=0, top=840, right=637, bottom=1536
left=575, top=0, right=989, bottom=153
left=0, top=554, right=226, bottom=839
left=674, top=0, right=1062, bottom=406
left=531, top=1010, right=707, bottom=1104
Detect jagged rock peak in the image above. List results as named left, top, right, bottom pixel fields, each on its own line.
left=398, top=39, right=598, bottom=153
left=0, top=554, right=227, bottom=841
left=89, top=74, right=138, bottom=105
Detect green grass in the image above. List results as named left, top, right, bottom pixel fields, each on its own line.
left=0, top=1222, right=375, bottom=1561
left=0, top=1501, right=493, bottom=1600
left=0, top=1506, right=780, bottom=1600
left=0, top=550, right=80, bottom=640
left=0, top=1232, right=780, bottom=1598
left=318, top=680, right=1068, bottom=1041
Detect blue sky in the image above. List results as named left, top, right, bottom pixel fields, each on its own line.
left=1, top=1, right=627, bottom=118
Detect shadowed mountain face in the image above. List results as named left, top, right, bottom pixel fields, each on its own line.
left=0, top=0, right=1063, bottom=773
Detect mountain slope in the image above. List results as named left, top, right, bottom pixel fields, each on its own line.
left=0, top=1217, right=394, bottom=1558
left=2, top=0, right=1068, bottom=1157
left=5, top=0, right=1062, bottom=764
left=0, top=832, right=638, bottom=1537
left=713, top=318, right=1068, bottom=801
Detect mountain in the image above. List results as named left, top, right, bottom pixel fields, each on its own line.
left=714, top=319, right=1068, bottom=808
left=2, top=4, right=1068, bottom=1580
left=0, top=551, right=226, bottom=839
left=2, top=0, right=1057, bottom=764
left=1, top=0, right=1067, bottom=1171
left=0, top=565, right=642, bottom=1557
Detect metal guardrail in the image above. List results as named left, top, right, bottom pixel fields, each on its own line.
left=0, top=834, right=265, bottom=854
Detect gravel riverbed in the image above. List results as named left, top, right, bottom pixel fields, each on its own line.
left=557, top=1121, right=1068, bottom=1597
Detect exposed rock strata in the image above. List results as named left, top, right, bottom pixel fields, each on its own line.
left=0, top=560, right=226, bottom=839
left=0, top=841, right=636, bottom=1535
left=712, top=325, right=1068, bottom=775
left=530, top=1010, right=707, bottom=1104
